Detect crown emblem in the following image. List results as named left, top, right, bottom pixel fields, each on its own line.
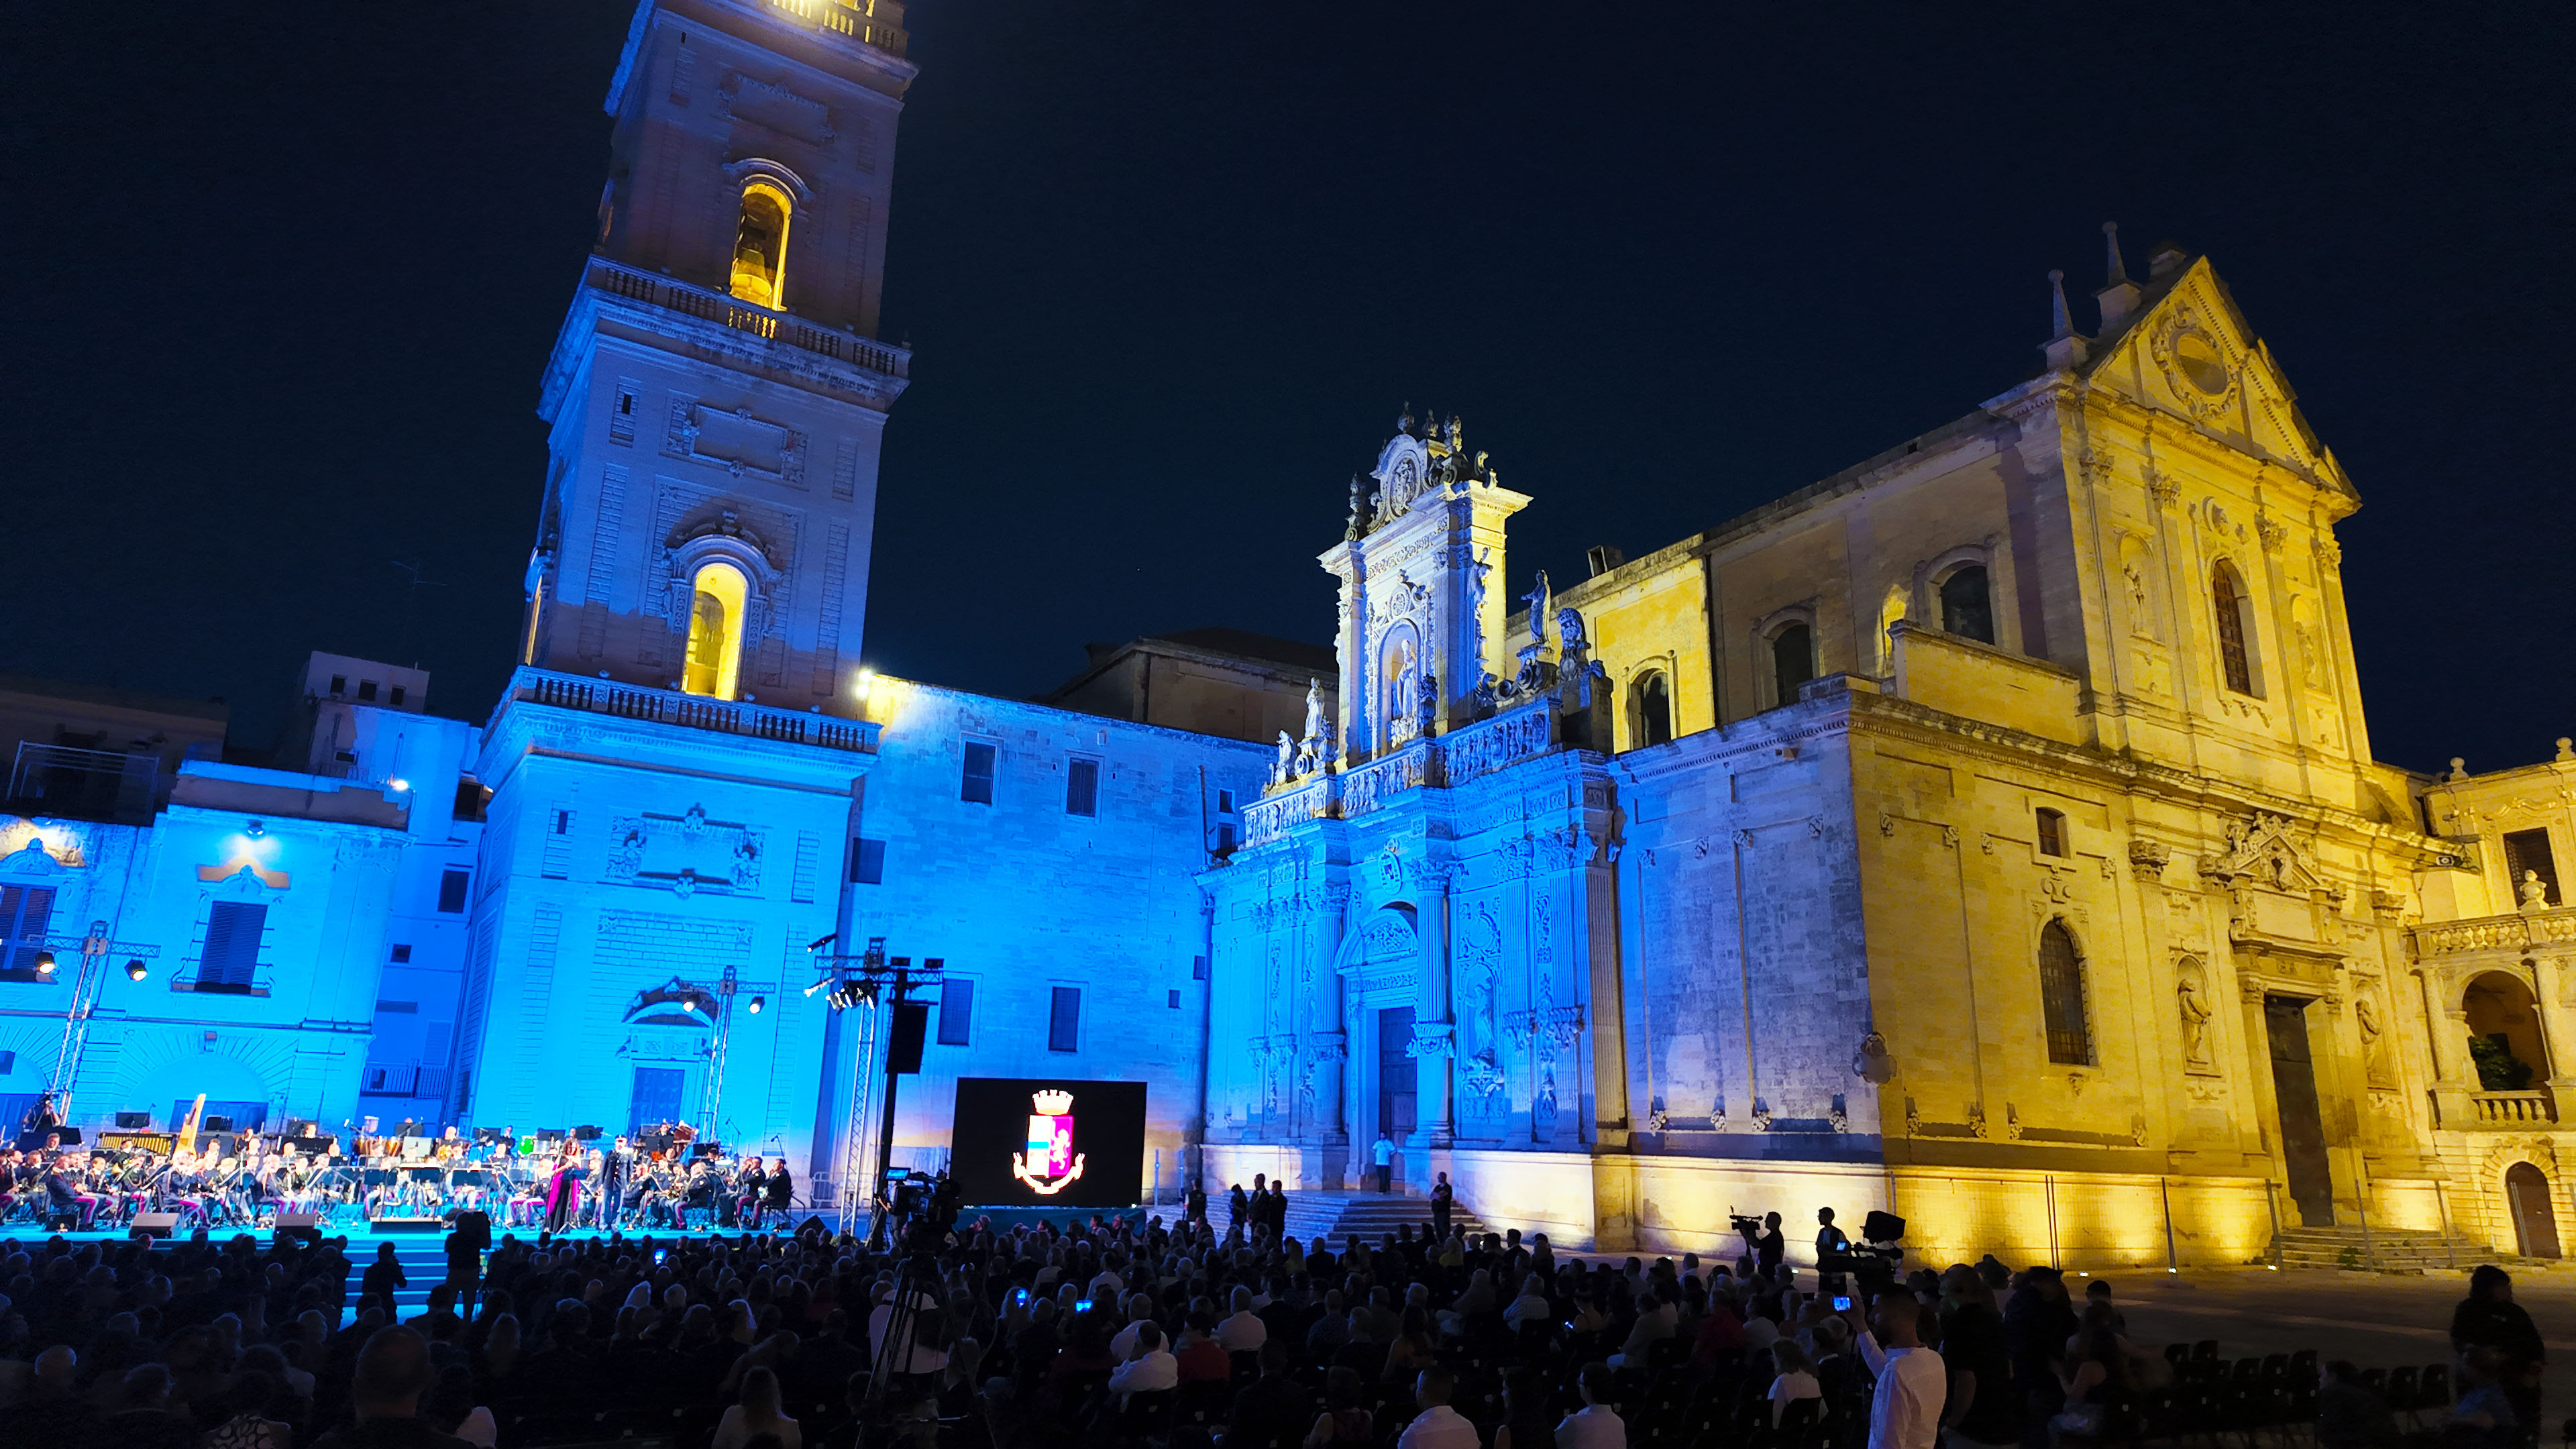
left=1031, top=1089, right=1075, bottom=1116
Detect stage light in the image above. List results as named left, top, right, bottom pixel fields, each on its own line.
left=388, top=777, right=411, bottom=792
left=125, top=959, right=148, bottom=981
left=807, top=932, right=837, bottom=953
left=681, top=997, right=698, bottom=1013
left=244, top=819, right=266, bottom=837
left=803, top=977, right=832, bottom=997
left=34, top=951, right=56, bottom=977
left=748, top=995, right=765, bottom=1013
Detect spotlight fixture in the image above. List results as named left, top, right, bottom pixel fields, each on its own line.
left=802, top=977, right=833, bottom=998
left=34, top=951, right=56, bottom=977
left=680, top=997, right=698, bottom=1013
left=125, top=959, right=148, bottom=981
left=806, top=932, right=838, bottom=953
left=388, top=777, right=411, bottom=793
left=747, top=995, right=765, bottom=1014
left=244, top=820, right=266, bottom=837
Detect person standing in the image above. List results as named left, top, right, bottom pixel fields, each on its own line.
left=2451, top=1265, right=2545, bottom=1442
left=1753, top=1212, right=1786, bottom=1277
left=1430, top=1173, right=1454, bottom=1240
left=1187, top=1178, right=1208, bottom=1225
left=1229, top=1183, right=1249, bottom=1236
left=1845, top=1290, right=1945, bottom=1449
left=1815, top=1207, right=1851, bottom=1294
left=1371, top=1134, right=1395, bottom=1194
left=1268, top=1179, right=1290, bottom=1241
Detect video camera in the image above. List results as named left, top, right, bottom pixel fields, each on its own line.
left=1819, top=1210, right=1908, bottom=1297
left=1728, top=1213, right=1766, bottom=1236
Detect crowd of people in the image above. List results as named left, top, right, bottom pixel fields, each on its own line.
left=0, top=1194, right=2550, bottom=1449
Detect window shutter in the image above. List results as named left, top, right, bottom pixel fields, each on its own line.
left=1048, top=986, right=1081, bottom=1053
left=201, top=902, right=266, bottom=990
left=938, top=977, right=975, bottom=1046
left=1066, top=758, right=1099, bottom=816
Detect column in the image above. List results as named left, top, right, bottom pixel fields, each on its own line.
left=1417, top=863, right=1459, bottom=1153
left=1316, top=886, right=1352, bottom=1153
left=2523, top=953, right=2576, bottom=1123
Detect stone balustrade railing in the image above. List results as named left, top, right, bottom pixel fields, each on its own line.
left=1239, top=702, right=1556, bottom=848
left=2410, top=907, right=2576, bottom=958
left=2471, top=1089, right=2556, bottom=1124
left=586, top=257, right=911, bottom=378
left=507, top=668, right=879, bottom=755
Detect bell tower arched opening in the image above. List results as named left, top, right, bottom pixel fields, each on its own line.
left=682, top=561, right=749, bottom=700
left=729, top=180, right=792, bottom=310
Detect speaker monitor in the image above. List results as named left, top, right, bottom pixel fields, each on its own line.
left=131, top=1212, right=181, bottom=1240
left=203, top=1116, right=234, bottom=1133
left=115, top=1111, right=151, bottom=1129
left=887, top=1000, right=928, bottom=1076
left=274, top=1211, right=320, bottom=1229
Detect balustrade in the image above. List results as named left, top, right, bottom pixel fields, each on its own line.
left=511, top=669, right=877, bottom=754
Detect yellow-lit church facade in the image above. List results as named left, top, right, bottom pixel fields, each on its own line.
left=1204, top=233, right=2571, bottom=1267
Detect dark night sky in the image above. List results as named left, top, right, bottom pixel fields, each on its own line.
left=4, top=3, right=2569, bottom=776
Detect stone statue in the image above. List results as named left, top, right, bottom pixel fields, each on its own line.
left=1557, top=606, right=1588, bottom=655
left=1417, top=670, right=1438, bottom=736
left=2176, top=960, right=2214, bottom=1067
left=1302, top=678, right=1326, bottom=749
left=2522, top=869, right=2552, bottom=910
left=2355, top=989, right=2392, bottom=1085
left=1523, top=570, right=1551, bottom=647
left=1343, top=474, right=1373, bottom=541
left=1271, top=729, right=1295, bottom=786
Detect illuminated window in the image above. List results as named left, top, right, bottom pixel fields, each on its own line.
left=2504, top=829, right=2561, bottom=906
left=961, top=741, right=997, bottom=804
left=1939, top=566, right=1994, bottom=645
left=1631, top=670, right=1674, bottom=749
left=2038, top=919, right=2091, bottom=1065
left=0, top=885, right=56, bottom=981
left=199, top=902, right=266, bottom=994
left=682, top=561, right=749, bottom=700
left=729, top=181, right=792, bottom=309
left=1770, top=623, right=1814, bottom=708
left=2035, top=808, right=2067, bottom=857
left=2212, top=563, right=2256, bottom=695
left=1049, top=986, right=1081, bottom=1053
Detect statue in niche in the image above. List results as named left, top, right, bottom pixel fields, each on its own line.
left=2296, top=616, right=2324, bottom=688
left=2176, top=959, right=2216, bottom=1069
left=2355, top=988, right=2393, bottom=1087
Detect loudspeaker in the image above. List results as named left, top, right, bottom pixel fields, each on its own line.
left=203, top=1115, right=234, bottom=1133
left=1862, top=1210, right=1906, bottom=1244
left=888, top=1000, right=928, bottom=1075
left=115, top=1111, right=150, bottom=1129
left=274, top=1211, right=320, bottom=1229
left=131, top=1212, right=181, bottom=1240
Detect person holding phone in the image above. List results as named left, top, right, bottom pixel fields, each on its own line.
left=1843, top=1290, right=1945, bottom=1449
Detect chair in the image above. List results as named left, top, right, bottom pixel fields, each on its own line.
left=1120, top=1387, right=1177, bottom=1444
left=2361, top=1367, right=2389, bottom=1397
left=2166, top=1344, right=2194, bottom=1377
left=2389, top=1366, right=2422, bottom=1416
left=1173, top=1379, right=1234, bottom=1430
left=2261, top=1353, right=2290, bottom=1383
left=2419, top=1362, right=2453, bottom=1413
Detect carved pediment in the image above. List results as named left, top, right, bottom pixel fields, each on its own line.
left=2206, top=812, right=2324, bottom=894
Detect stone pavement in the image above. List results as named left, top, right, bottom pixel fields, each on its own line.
left=2093, top=1267, right=2576, bottom=1421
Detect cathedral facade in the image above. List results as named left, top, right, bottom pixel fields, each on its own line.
left=9, top=1, right=2575, bottom=1269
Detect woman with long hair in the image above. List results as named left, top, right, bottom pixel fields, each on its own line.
left=712, top=1364, right=801, bottom=1449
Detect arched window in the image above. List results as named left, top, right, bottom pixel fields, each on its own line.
left=682, top=561, right=749, bottom=700
left=1770, top=623, right=1814, bottom=708
left=1631, top=671, right=1674, bottom=749
left=729, top=181, right=792, bottom=310
left=1939, top=566, right=1994, bottom=645
left=2037, top=919, right=2091, bottom=1065
left=2212, top=563, right=2256, bottom=695
left=1876, top=585, right=1909, bottom=674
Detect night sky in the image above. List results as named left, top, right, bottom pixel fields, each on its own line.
left=5, top=3, right=2568, bottom=777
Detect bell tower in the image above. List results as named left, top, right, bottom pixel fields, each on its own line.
left=1319, top=415, right=1530, bottom=765
left=518, top=0, right=914, bottom=708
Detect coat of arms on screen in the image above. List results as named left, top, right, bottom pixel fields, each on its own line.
left=1012, top=1089, right=1085, bottom=1195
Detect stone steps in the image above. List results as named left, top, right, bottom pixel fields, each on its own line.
left=2275, top=1226, right=2494, bottom=1272
left=1276, top=1190, right=1490, bottom=1248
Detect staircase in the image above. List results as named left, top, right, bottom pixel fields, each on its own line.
left=2274, top=1224, right=2493, bottom=1272
left=1278, top=1190, right=1492, bottom=1248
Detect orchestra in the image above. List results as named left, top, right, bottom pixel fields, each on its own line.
left=0, top=1114, right=798, bottom=1236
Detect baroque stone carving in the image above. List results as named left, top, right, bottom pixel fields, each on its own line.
left=2128, top=839, right=2170, bottom=881
left=2176, top=957, right=2217, bottom=1073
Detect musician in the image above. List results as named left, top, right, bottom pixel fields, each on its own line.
left=764, top=1159, right=794, bottom=1224
left=738, top=1156, right=769, bottom=1230
left=543, top=1144, right=585, bottom=1233
left=20, top=1093, right=62, bottom=1135
left=685, top=1158, right=717, bottom=1230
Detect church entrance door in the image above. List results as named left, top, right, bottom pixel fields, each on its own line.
left=2506, top=1162, right=2561, bottom=1258
left=1376, top=1006, right=1415, bottom=1153
left=2263, top=996, right=2335, bottom=1227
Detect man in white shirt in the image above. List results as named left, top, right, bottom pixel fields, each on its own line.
left=1107, top=1320, right=1179, bottom=1402
left=1216, top=1285, right=1269, bottom=1352
left=1397, top=1367, right=1480, bottom=1449
left=1555, top=1363, right=1626, bottom=1449
left=1845, top=1291, right=1943, bottom=1449
left=1108, top=1291, right=1158, bottom=1359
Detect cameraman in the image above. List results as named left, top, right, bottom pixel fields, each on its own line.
left=1815, top=1207, right=1851, bottom=1293
left=1743, top=1212, right=1786, bottom=1277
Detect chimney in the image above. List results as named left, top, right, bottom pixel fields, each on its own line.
left=2148, top=240, right=2189, bottom=280
left=2094, top=221, right=2143, bottom=331
left=2041, top=270, right=2088, bottom=370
